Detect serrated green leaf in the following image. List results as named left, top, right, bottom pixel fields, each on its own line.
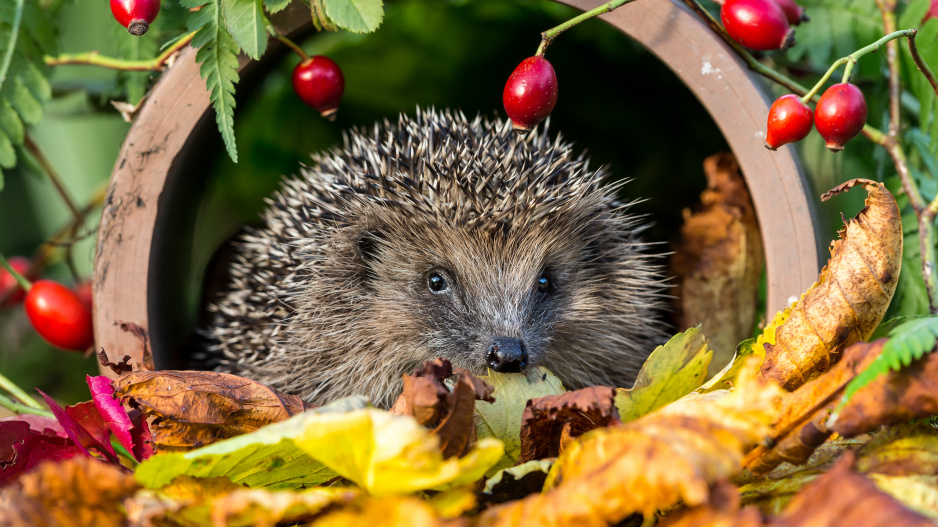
left=0, top=100, right=23, bottom=144
left=9, top=78, right=41, bottom=125
left=322, top=0, right=384, bottom=33
left=833, top=316, right=938, bottom=418
left=785, top=0, right=880, bottom=67
left=12, top=56, right=50, bottom=102
left=614, top=326, right=713, bottom=422
left=474, top=367, right=565, bottom=476
left=221, top=0, right=267, bottom=59
left=182, top=0, right=240, bottom=163
left=0, top=129, right=15, bottom=168
left=263, top=0, right=292, bottom=14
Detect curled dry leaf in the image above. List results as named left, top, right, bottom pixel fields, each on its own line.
left=477, top=364, right=782, bottom=526
left=113, top=370, right=315, bottom=452
left=671, top=153, right=764, bottom=375
left=762, top=178, right=901, bottom=391
left=519, top=385, right=619, bottom=463
left=0, top=455, right=138, bottom=527
left=483, top=459, right=554, bottom=505
left=401, top=358, right=495, bottom=458
left=770, top=452, right=932, bottom=527
left=857, top=422, right=938, bottom=477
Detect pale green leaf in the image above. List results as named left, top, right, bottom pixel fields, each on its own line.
left=263, top=0, right=292, bottom=14
left=0, top=100, right=24, bottom=144
left=9, top=78, right=41, bottom=125
left=474, top=367, right=565, bottom=475
left=221, top=0, right=268, bottom=59
left=614, top=326, right=712, bottom=422
left=322, top=0, right=384, bottom=33
left=182, top=0, right=240, bottom=162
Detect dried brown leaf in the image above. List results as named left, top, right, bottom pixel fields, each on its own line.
left=518, top=385, right=619, bottom=463
left=113, top=370, right=315, bottom=452
left=401, top=358, right=494, bottom=459
left=671, top=153, right=764, bottom=374
left=0, top=456, right=138, bottom=527
left=477, top=365, right=783, bottom=526
left=762, top=179, right=901, bottom=391
left=769, top=452, right=932, bottom=527
left=832, top=349, right=938, bottom=437
left=744, top=340, right=883, bottom=474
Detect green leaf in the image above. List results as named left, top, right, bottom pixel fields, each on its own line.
left=614, top=326, right=713, bottom=422
left=112, top=25, right=159, bottom=105
left=474, top=367, right=565, bottom=475
left=182, top=0, right=240, bottom=163
left=263, top=0, right=292, bottom=14
left=221, top=0, right=268, bottom=60
left=0, top=0, right=52, bottom=183
left=784, top=0, right=880, bottom=66
left=135, top=396, right=504, bottom=496
left=322, top=0, right=384, bottom=33
left=833, top=316, right=938, bottom=418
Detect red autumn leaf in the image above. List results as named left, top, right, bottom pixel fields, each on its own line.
left=87, top=375, right=151, bottom=461
left=0, top=420, right=81, bottom=486
left=38, top=391, right=117, bottom=463
left=0, top=414, right=66, bottom=437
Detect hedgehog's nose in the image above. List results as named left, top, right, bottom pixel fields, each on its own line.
left=486, top=337, right=527, bottom=373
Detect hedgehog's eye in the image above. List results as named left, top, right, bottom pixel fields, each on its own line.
left=428, top=272, right=449, bottom=293
left=536, top=274, right=552, bottom=295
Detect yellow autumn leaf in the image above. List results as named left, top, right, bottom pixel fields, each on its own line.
left=292, top=408, right=504, bottom=496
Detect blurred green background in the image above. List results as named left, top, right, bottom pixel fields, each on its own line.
left=2, top=0, right=935, bottom=404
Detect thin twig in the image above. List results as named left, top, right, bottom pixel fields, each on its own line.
left=45, top=31, right=196, bottom=71
left=909, top=31, right=938, bottom=100
left=537, top=0, right=639, bottom=56
left=274, top=34, right=309, bottom=61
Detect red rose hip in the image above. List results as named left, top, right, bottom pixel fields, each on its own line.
left=503, top=56, right=558, bottom=132
left=293, top=56, right=345, bottom=121
left=924, top=0, right=938, bottom=24
left=721, top=0, right=795, bottom=51
left=771, top=0, right=808, bottom=25
left=0, top=256, right=30, bottom=307
left=25, top=280, right=94, bottom=351
left=814, top=83, right=867, bottom=152
left=765, top=94, right=813, bottom=150
left=110, top=0, right=160, bottom=36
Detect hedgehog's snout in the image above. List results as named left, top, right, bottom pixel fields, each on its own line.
left=485, top=337, right=528, bottom=373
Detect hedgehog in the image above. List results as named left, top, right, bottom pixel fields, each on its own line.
left=202, top=108, right=667, bottom=408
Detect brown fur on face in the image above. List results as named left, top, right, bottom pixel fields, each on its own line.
left=203, top=109, right=667, bottom=408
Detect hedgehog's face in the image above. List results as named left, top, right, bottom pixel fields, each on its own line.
left=325, top=199, right=657, bottom=388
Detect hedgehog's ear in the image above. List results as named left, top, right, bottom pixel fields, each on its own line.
left=357, top=230, right=384, bottom=265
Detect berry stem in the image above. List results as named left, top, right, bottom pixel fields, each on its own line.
left=0, top=371, right=45, bottom=412
left=0, top=0, right=23, bottom=91
left=0, top=393, right=53, bottom=417
left=44, top=30, right=196, bottom=71
left=908, top=31, right=938, bottom=101
left=798, top=29, right=915, bottom=102
left=536, top=0, right=639, bottom=56
left=0, top=251, right=32, bottom=292
left=275, top=34, right=309, bottom=61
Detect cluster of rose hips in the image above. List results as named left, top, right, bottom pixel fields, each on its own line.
left=0, top=256, right=94, bottom=352
left=765, top=84, right=867, bottom=152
